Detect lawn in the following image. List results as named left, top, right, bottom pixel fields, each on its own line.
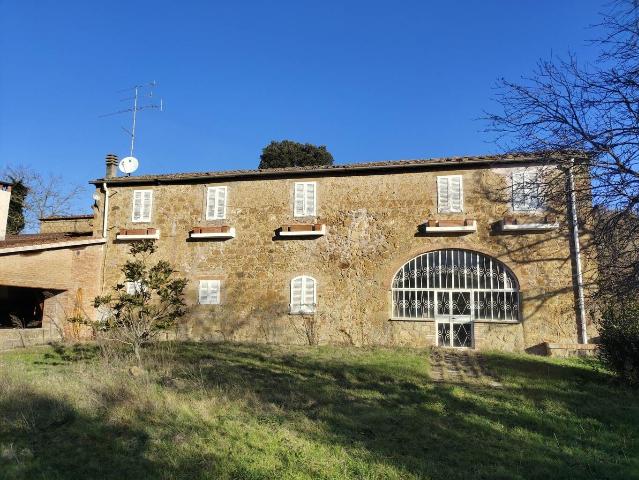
left=0, top=342, right=638, bottom=480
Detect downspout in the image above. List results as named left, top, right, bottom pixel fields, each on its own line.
left=100, top=152, right=118, bottom=295
left=102, top=181, right=109, bottom=239
left=565, top=158, right=588, bottom=344
left=99, top=181, right=110, bottom=295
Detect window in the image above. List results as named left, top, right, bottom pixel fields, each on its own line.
left=437, top=176, right=463, bottom=213
left=198, top=280, right=221, bottom=305
left=391, top=249, right=520, bottom=322
left=132, top=190, right=153, bottom=222
left=206, top=186, right=227, bottom=220
left=512, top=171, right=543, bottom=211
left=294, top=182, right=316, bottom=217
left=290, top=276, right=317, bottom=314
left=125, top=280, right=144, bottom=295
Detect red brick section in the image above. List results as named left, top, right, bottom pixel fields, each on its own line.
left=502, top=215, right=557, bottom=226
left=118, top=228, right=157, bottom=235
left=281, top=223, right=324, bottom=232
left=191, top=226, right=231, bottom=234
left=426, top=219, right=475, bottom=227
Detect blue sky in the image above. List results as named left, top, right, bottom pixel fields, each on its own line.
left=0, top=1, right=603, bottom=212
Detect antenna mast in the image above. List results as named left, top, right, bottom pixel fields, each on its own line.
left=100, top=81, right=164, bottom=158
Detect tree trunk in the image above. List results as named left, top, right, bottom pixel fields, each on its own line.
left=133, top=342, right=142, bottom=367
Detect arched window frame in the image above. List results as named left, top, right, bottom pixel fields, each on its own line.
left=390, top=249, right=521, bottom=322
left=290, top=275, right=317, bottom=314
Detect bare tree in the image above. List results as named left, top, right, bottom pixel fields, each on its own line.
left=486, top=0, right=639, bottom=297
left=289, top=313, right=321, bottom=346
left=0, top=164, right=86, bottom=232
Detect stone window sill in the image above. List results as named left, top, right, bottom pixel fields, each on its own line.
left=277, top=224, right=326, bottom=237
left=498, top=220, right=559, bottom=232
left=189, top=226, right=236, bottom=239
left=116, top=228, right=160, bottom=241
left=419, top=219, right=477, bottom=234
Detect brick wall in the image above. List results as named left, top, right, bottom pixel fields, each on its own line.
left=0, top=243, right=104, bottom=349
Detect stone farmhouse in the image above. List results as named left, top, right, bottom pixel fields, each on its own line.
left=83, top=152, right=592, bottom=353
left=0, top=153, right=595, bottom=353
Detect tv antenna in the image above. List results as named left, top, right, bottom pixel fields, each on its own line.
left=100, top=80, right=164, bottom=159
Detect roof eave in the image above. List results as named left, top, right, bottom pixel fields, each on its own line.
left=90, top=154, right=580, bottom=186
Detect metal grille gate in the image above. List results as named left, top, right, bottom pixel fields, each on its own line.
left=391, top=249, right=520, bottom=347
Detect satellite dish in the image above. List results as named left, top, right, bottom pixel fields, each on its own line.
left=118, top=156, right=139, bottom=175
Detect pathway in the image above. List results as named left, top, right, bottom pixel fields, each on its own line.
left=429, top=348, right=502, bottom=387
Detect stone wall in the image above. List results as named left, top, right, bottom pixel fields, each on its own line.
left=40, top=216, right=94, bottom=234
left=94, top=165, right=585, bottom=351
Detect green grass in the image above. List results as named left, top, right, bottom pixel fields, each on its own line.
left=0, top=342, right=638, bottom=480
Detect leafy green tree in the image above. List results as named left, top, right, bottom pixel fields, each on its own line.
left=93, top=240, right=187, bottom=364
left=6, top=179, right=27, bottom=234
left=259, top=140, right=334, bottom=169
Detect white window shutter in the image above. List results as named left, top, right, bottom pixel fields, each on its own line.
left=210, top=280, right=220, bottom=304
left=512, top=171, right=541, bottom=211
left=437, top=176, right=462, bottom=213
left=303, top=277, right=316, bottom=311
left=437, top=177, right=449, bottom=212
left=305, top=183, right=316, bottom=216
left=132, top=191, right=143, bottom=222
left=199, top=280, right=221, bottom=305
left=294, top=183, right=305, bottom=217
left=512, top=172, right=525, bottom=210
left=142, top=191, right=153, bottom=221
left=449, top=176, right=462, bottom=212
left=216, top=187, right=227, bottom=219
left=526, top=171, right=541, bottom=209
left=198, top=281, right=209, bottom=304
left=291, top=277, right=303, bottom=313
left=291, top=276, right=316, bottom=313
left=206, top=188, right=217, bottom=220
left=206, top=187, right=227, bottom=220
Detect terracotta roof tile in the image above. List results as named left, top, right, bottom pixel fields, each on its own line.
left=91, top=152, right=583, bottom=185
left=0, top=232, right=93, bottom=248
left=39, top=214, right=94, bottom=221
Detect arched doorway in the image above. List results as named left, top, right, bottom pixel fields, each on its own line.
left=391, top=249, right=520, bottom=347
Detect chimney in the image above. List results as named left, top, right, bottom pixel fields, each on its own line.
left=0, top=182, right=12, bottom=241
left=105, top=153, right=118, bottom=178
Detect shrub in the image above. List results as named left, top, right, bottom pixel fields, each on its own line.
left=597, top=301, right=639, bottom=385
left=93, top=240, right=188, bottom=365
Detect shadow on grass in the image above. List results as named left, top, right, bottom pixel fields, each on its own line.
left=0, top=387, right=156, bottom=479
left=2, top=343, right=637, bottom=479
left=164, top=342, right=639, bottom=480
left=31, top=342, right=102, bottom=366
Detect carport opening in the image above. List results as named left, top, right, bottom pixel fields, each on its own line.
left=0, top=286, right=51, bottom=329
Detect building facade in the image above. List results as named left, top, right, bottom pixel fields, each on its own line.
left=0, top=184, right=103, bottom=350
left=91, top=154, right=592, bottom=352
left=0, top=232, right=105, bottom=350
